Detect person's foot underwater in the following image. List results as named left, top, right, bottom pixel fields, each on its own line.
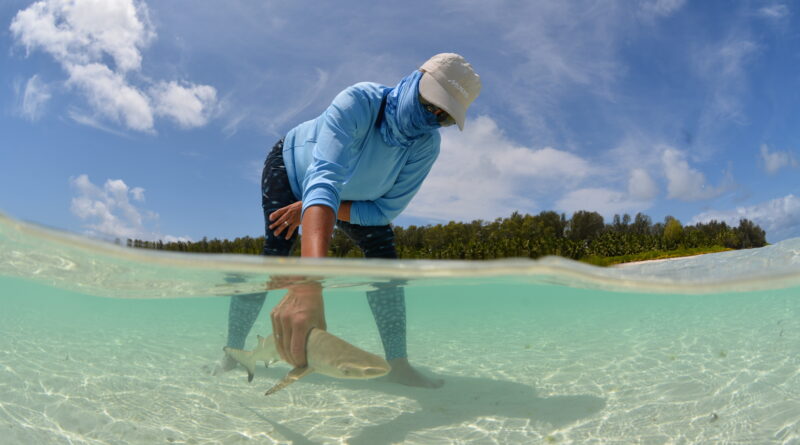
left=382, top=358, right=444, bottom=389
left=209, top=353, right=238, bottom=376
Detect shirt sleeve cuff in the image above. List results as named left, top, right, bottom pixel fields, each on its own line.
left=302, top=186, right=339, bottom=218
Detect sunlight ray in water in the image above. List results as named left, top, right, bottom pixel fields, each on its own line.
left=1, top=213, right=799, bottom=444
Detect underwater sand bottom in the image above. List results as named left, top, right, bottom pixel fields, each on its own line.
left=1, top=286, right=799, bottom=444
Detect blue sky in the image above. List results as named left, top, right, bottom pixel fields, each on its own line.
left=2, top=0, right=800, bottom=243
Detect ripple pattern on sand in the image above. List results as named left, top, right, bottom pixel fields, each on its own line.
left=2, top=273, right=800, bottom=443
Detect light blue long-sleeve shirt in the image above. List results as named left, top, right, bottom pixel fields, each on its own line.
left=282, top=82, right=440, bottom=226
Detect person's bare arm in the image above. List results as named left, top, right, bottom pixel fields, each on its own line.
left=270, top=204, right=336, bottom=367
left=300, top=205, right=335, bottom=257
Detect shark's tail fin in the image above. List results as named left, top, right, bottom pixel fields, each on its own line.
left=223, top=347, right=258, bottom=382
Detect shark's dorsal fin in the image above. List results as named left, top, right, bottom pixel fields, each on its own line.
left=265, top=367, right=314, bottom=396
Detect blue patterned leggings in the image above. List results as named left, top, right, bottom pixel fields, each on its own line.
left=225, top=140, right=407, bottom=360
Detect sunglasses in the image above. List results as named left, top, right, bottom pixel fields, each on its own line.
left=419, top=96, right=455, bottom=127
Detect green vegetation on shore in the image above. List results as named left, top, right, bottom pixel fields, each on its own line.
left=128, top=210, right=767, bottom=266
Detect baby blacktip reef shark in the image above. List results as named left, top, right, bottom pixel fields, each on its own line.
left=223, top=328, right=390, bottom=395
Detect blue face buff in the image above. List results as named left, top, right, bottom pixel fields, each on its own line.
left=380, top=70, right=441, bottom=148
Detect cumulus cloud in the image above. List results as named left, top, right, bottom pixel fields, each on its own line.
left=553, top=166, right=660, bottom=218
left=66, top=63, right=154, bottom=131
left=9, top=0, right=217, bottom=132
left=150, top=81, right=218, bottom=128
left=662, top=147, right=730, bottom=201
left=406, top=115, right=590, bottom=222
left=628, top=168, right=659, bottom=201
left=405, top=117, right=669, bottom=223
left=691, top=194, right=800, bottom=242
left=492, top=146, right=591, bottom=180
left=759, top=144, right=797, bottom=174
left=556, top=187, right=652, bottom=219
left=9, top=0, right=154, bottom=71
left=70, top=174, right=189, bottom=241
left=19, top=75, right=51, bottom=121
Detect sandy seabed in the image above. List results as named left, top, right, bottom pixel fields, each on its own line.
left=1, top=279, right=800, bottom=444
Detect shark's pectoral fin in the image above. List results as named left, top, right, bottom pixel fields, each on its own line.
left=265, top=367, right=314, bottom=396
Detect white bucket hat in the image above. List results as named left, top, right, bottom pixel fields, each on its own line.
left=419, top=53, right=481, bottom=131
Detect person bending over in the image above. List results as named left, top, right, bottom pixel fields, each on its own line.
left=221, top=53, right=481, bottom=388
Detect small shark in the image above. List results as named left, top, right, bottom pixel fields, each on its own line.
left=223, top=329, right=391, bottom=395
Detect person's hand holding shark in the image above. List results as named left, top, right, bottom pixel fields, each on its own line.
left=270, top=279, right=327, bottom=367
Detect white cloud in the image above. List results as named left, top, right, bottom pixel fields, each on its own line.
left=70, top=174, right=143, bottom=239
left=759, top=144, right=797, bottom=174
left=556, top=187, right=652, bottom=219
left=602, top=135, right=665, bottom=178
left=552, top=157, right=661, bottom=218
left=130, top=187, right=145, bottom=202
left=19, top=75, right=51, bottom=121
left=9, top=0, right=217, bottom=132
left=691, top=194, right=800, bottom=242
left=163, top=234, right=191, bottom=243
left=758, top=4, right=789, bottom=20
left=405, top=117, right=669, bottom=223
left=9, top=0, right=155, bottom=71
left=492, top=146, right=590, bottom=180
left=66, top=63, right=154, bottom=132
left=662, top=147, right=729, bottom=201
left=628, top=168, right=659, bottom=201
left=406, top=115, right=589, bottom=222
left=70, top=174, right=188, bottom=241
left=150, top=81, right=218, bottom=129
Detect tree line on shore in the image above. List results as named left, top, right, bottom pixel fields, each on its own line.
left=127, top=210, right=767, bottom=261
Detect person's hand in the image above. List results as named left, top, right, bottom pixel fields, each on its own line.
left=270, top=280, right=326, bottom=367
left=269, top=201, right=302, bottom=240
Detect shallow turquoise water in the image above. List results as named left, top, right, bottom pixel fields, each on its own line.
left=1, top=214, right=799, bottom=444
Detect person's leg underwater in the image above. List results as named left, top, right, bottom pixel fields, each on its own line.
left=214, top=140, right=297, bottom=374
left=337, top=221, right=443, bottom=388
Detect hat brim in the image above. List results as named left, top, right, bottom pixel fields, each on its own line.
left=419, top=72, right=467, bottom=131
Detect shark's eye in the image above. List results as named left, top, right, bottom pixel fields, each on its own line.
left=341, top=369, right=350, bottom=376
